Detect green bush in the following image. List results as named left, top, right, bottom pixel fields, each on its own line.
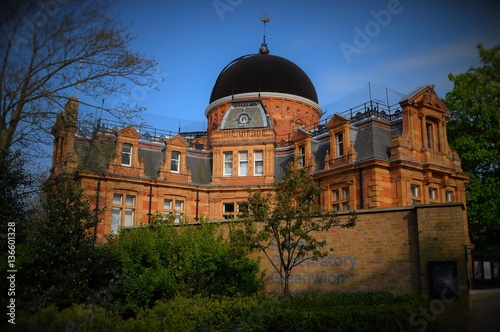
left=112, top=219, right=263, bottom=316
left=8, top=292, right=435, bottom=332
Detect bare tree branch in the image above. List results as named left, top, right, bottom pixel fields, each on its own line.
left=0, top=0, right=159, bottom=155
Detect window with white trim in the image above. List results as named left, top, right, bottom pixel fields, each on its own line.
left=239, top=151, right=248, bottom=176
left=121, top=143, right=132, bottom=166
left=163, top=199, right=172, bottom=219
left=299, top=145, right=305, bottom=168
left=111, top=193, right=135, bottom=234
left=171, top=151, right=180, bottom=173
left=429, top=187, right=437, bottom=200
left=411, top=184, right=420, bottom=205
left=223, top=152, right=233, bottom=176
left=336, top=132, right=344, bottom=157
left=174, top=200, right=184, bottom=223
left=254, top=150, right=264, bottom=176
left=445, top=191, right=453, bottom=203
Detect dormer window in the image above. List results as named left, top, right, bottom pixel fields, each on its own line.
left=171, top=151, right=180, bottom=173
left=336, top=132, right=344, bottom=157
left=121, top=143, right=132, bottom=166
left=299, top=145, right=306, bottom=168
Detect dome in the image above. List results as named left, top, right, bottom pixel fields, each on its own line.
left=209, top=53, right=318, bottom=104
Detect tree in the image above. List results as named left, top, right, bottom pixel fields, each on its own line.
left=444, top=44, right=500, bottom=250
left=0, top=0, right=159, bottom=154
left=18, top=178, right=117, bottom=310
left=0, top=150, right=33, bottom=248
left=239, top=164, right=356, bottom=297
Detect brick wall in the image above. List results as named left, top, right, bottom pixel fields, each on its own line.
left=248, top=203, right=468, bottom=295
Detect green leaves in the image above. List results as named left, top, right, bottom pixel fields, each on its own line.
left=241, top=163, right=357, bottom=296
left=445, top=44, right=500, bottom=249
left=112, top=219, right=262, bottom=316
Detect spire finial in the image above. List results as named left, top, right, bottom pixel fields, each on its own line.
left=259, top=16, right=271, bottom=54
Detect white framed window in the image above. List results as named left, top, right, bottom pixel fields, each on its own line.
left=239, top=151, right=248, bottom=176
left=333, top=189, right=340, bottom=201
left=174, top=200, right=184, bottom=224
left=254, top=150, right=264, bottom=176
left=336, top=132, right=344, bottom=157
left=223, top=152, right=233, bottom=176
left=343, top=187, right=350, bottom=200
left=429, top=187, right=437, bottom=200
left=163, top=199, right=172, bottom=219
left=111, top=193, right=135, bottom=234
left=171, top=151, right=180, bottom=173
left=411, top=185, right=419, bottom=197
left=445, top=191, right=453, bottom=203
left=299, top=145, right=305, bottom=168
left=121, top=143, right=132, bottom=166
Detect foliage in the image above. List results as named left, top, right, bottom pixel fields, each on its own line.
left=0, top=0, right=159, bottom=154
left=11, top=292, right=432, bottom=332
left=112, top=216, right=263, bottom=317
left=17, top=178, right=118, bottom=310
left=0, top=150, right=33, bottom=249
left=237, top=163, right=356, bottom=297
left=444, top=44, right=500, bottom=250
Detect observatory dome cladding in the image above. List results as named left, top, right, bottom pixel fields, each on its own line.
left=209, top=53, right=318, bottom=104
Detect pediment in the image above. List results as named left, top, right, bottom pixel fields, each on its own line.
left=291, top=127, right=312, bottom=142
left=326, top=114, right=350, bottom=129
left=116, top=126, right=141, bottom=139
left=402, top=85, right=449, bottom=115
left=166, top=134, right=189, bottom=147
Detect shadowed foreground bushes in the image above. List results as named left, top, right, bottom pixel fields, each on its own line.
left=12, top=292, right=436, bottom=332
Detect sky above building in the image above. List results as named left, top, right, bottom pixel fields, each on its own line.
left=108, top=0, right=500, bottom=132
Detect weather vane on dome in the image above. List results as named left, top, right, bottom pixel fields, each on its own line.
left=259, top=15, right=271, bottom=54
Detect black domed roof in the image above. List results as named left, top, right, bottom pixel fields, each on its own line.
left=209, top=53, right=318, bottom=104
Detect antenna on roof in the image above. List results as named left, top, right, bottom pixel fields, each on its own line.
left=259, top=15, right=271, bottom=54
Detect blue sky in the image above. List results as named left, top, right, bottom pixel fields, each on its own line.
left=109, top=0, right=500, bottom=133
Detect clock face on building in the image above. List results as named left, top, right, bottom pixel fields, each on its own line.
left=237, top=112, right=251, bottom=125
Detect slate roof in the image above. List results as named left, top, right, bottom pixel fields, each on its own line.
left=186, top=154, right=212, bottom=184
left=75, top=139, right=114, bottom=172
left=138, top=148, right=163, bottom=178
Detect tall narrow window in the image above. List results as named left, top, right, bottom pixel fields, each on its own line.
left=121, top=143, right=132, bottom=166
left=223, top=152, right=233, bottom=176
left=299, top=145, right=306, bottom=168
left=254, top=150, right=264, bottom=175
left=411, top=184, right=420, bottom=205
left=163, top=199, right=172, bottom=219
left=336, top=133, right=344, bottom=157
left=174, top=200, right=184, bottom=224
left=429, top=187, right=437, bottom=200
left=239, top=151, right=248, bottom=176
left=171, top=151, right=180, bottom=173
left=445, top=191, right=453, bottom=203
left=426, top=123, right=433, bottom=149
left=111, top=193, right=135, bottom=234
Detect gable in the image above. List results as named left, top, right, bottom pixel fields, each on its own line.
left=401, top=85, right=449, bottom=115
left=166, top=134, right=189, bottom=148
left=326, top=114, right=350, bottom=129
left=116, top=126, right=141, bottom=139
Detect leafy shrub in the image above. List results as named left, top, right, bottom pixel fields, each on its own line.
left=112, top=218, right=263, bottom=316
left=9, top=292, right=434, bottom=332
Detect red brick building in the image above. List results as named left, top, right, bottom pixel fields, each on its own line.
left=50, top=41, right=472, bottom=294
